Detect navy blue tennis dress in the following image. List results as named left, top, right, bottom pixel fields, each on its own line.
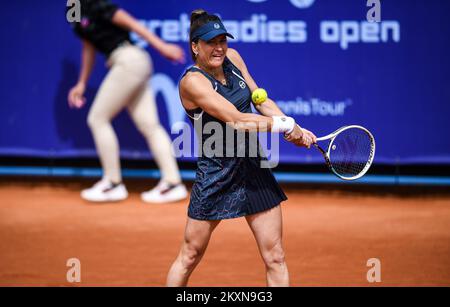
left=181, top=57, right=287, bottom=221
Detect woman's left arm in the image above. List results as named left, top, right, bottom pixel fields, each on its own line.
left=227, top=48, right=284, bottom=117
left=111, top=9, right=185, bottom=63
left=227, top=48, right=317, bottom=145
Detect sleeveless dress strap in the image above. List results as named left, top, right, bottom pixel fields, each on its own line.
left=223, top=57, right=246, bottom=83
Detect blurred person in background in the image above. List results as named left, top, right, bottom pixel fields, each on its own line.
left=67, top=0, right=188, bottom=203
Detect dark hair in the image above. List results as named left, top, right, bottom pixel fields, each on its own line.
left=189, top=9, right=221, bottom=61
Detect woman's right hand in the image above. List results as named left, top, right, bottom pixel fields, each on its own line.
left=284, top=125, right=316, bottom=148
left=68, top=82, right=86, bottom=109
left=159, top=43, right=186, bottom=64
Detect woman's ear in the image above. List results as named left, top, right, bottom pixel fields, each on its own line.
left=191, top=42, right=198, bottom=56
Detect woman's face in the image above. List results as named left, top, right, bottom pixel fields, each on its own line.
left=193, top=34, right=228, bottom=70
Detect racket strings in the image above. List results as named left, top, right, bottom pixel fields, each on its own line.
left=329, top=128, right=374, bottom=178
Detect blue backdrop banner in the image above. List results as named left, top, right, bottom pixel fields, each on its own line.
left=0, top=0, right=449, bottom=165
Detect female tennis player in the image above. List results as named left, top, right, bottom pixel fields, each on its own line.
left=67, top=0, right=187, bottom=203
left=166, top=9, right=317, bottom=287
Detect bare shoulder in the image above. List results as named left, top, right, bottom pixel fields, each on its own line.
left=226, top=48, right=246, bottom=70
left=226, top=48, right=241, bottom=59
left=181, top=71, right=207, bottom=90
left=180, top=71, right=212, bottom=98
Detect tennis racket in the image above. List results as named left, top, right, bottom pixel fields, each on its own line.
left=313, top=125, right=375, bottom=180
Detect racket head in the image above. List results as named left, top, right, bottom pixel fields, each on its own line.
left=322, top=125, right=376, bottom=180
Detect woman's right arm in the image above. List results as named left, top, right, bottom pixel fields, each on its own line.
left=180, top=73, right=292, bottom=134
left=68, top=40, right=96, bottom=108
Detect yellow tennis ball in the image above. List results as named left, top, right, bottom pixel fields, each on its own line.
left=252, top=88, right=268, bottom=105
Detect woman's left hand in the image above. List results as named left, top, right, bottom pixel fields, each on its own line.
left=284, top=125, right=317, bottom=148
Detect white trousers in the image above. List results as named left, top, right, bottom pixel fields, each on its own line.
left=87, top=44, right=181, bottom=184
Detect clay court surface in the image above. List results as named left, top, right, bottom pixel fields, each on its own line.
left=1, top=178, right=449, bottom=287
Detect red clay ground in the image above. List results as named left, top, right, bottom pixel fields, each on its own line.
left=0, top=179, right=449, bottom=286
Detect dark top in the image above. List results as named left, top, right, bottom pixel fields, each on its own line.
left=185, top=58, right=256, bottom=158
left=180, top=58, right=287, bottom=220
left=70, top=0, right=132, bottom=56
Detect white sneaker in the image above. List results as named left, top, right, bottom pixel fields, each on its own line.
left=141, top=181, right=188, bottom=203
left=81, top=179, right=128, bottom=202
